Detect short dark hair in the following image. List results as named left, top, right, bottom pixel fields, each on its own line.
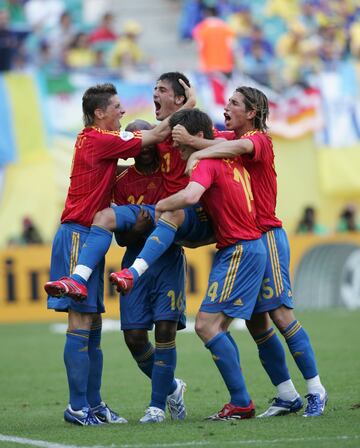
left=235, top=86, right=269, bottom=131
left=82, top=83, right=117, bottom=126
left=169, top=108, right=214, bottom=140
left=125, top=119, right=153, bottom=132
left=157, top=72, right=191, bottom=104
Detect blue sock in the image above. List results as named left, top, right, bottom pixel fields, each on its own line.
left=150, top=342, right=177, bottom=411
left=136, top=219, right=177, bottom=267
left=87, top=325, right=103, bottom=408
left=132, top=342, right=155, bottom=379
left=282, top=320, right=318, bottom=379
left=206, top=332, right=251, bottom=407
left=64, top=329, right=90, bottom=410
left=254, top=328, right=290, bottom=386
left=71, top=226, right=113, bottom=284
left=226, top=331, right=240, bottom=363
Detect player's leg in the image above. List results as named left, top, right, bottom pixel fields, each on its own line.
left=246, top=312, right=302, bottom=417
left=44, top=205, right=152, bottom=298
left=270, top=306, right=327, bottom=417
left=110, top=209, right=185, bottom=292
left=124, top=329, right=155, bottom=379
left=196, top=240, right=266, bottom=420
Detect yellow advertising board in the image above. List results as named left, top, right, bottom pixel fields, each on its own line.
left=1, top=233, right=360, bottom=323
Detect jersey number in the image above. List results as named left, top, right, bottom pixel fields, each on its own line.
left=233, top=167, right=253, bottom=212
left=127, top=195, right=144, bottom=205
left=161, top=152, right=171, bottom=173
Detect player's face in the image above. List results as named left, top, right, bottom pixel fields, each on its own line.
left=224, top=92, right=251, bottom=131
left=177, top=143, right=194, bottom=161
left=103, top=95, right=125, bottom=131
left=153, top=80, right=182, bottom=121
left=136, top=145, right=157, bottom=166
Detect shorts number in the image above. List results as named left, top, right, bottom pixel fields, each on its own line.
left=167, top=290, right=183, bottom=311
left=207, top=282, right=218, bottom=302
left=260, top=278, right=274, bottom=300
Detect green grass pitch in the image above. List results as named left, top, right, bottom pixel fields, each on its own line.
left=0, top=310, right=359, bottom=448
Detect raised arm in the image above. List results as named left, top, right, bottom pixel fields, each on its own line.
left=185, top=138, right=254, bottom=175
left=172, top=124, right=225, bottom=150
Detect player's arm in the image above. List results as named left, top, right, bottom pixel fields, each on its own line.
left=141, top=80, right=196, bottom=147
left=172, top=124, right=226, bottom=150
left=185, top=138, right=254, bottom=175
left=156, top=181, right=206, bottom=214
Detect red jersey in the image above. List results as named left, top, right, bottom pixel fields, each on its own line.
left=113, top=165, right=164, bottom=205
left=61, top=126, right=142, bottom=227
left=157, top=137, right=188, bottom=195
left=190, top=158, right=261, bottom=249
left=216, top=129, right=282, bottom=232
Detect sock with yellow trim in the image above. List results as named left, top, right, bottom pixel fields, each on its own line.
left=254, top=328, right=291, bottom=387
left=131, top=219, right=177, bottom=277
left=87, top=326, right=103, bottom=408
left=282, top=320, right=318, bottom=380
left=71, top=225, right=113, bottom=284
left=150, top=341, right=177, bottom=411
left=132, top=341, right=155, bottom=379
left=64, top=329, right=90, bottom=410
left=205, top=332, right=251, bottom=407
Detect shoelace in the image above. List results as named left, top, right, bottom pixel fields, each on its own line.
left=304, top=394, right=319, bottom=413
left=85, top=410, right=100, bottom=425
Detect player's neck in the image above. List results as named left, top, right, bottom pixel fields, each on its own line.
left=135, top=162, right=159, bottom=176
left=234, top=124, right=255, bottom=138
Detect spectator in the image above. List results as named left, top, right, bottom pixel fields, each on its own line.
left=88, top=12, right=117, bottom=46
left=0, top=9, right=18, bottom=71
left=295, top=206, right=327, bottom=235
left=46, top=11, right=78, bottom=61
left=65, top=31, right=95, bottom=70
left=337, top=204, right=360, bottom=232
left=21, top=216, right=43, bottom=244
left=109, top=20, right=145, bottom=72
left=192, top=6, right=236, bottom=77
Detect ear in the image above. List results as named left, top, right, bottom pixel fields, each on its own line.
left=246, top=109, right=256, bottom=120
left=175, top=96, right=184, bottom=105
left=196, top=131, right=204, bottom=138
left=94, top=108, right=105, bottom=120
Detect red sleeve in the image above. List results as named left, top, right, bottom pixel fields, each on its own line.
left=93, top=129, right=142, bottom=160
left=213, top=129, right=236, bottom=140
left=242, top=132, right=273, bottom=164
left=189, top=159, right=216, bottom=190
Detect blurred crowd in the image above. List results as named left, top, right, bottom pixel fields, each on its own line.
left=179, top=0, right=360, bottom=89
left=0, top=0, right=148, bottom=78
left=295, top=204, right=360, bottom=235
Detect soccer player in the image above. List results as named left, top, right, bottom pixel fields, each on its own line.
left=44, top=72, right=210, bottom=300
left=176, top=87, right=328, bottom=417
left=45, top=82, right=189, bottom=425
left=113, top=119, right=187, bottom=423
left=151, top=108, right=267, bottom=420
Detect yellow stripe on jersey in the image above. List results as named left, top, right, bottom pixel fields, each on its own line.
left=219, top=245, right=243, bottom=303
left=69, top=231, right=80, bottom=275
left=267, top=231, right=283, bottom=297
left=283, top=321, right=302, bottom=340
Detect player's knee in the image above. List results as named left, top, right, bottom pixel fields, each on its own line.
left=123, top=330, right=149, bottom=355
left=270, top=306, right=295, bottom=332
left=92, top=208, right=115, bottom=230
left=195, top=316, right=209, bottom=342
left=161, top=210, right=185, bottom=227
left=155, top=321, right=177, bottom=343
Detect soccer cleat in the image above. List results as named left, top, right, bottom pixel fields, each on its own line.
left=64, top=405, right=102, bottom=426
left=139, top=406, right=166, bottom=423
left=44, top=277, right=87, bottom=301
left=257, top=395, right=303, bottom=417
left=303, top=392, right=328, bottom=417
left=167, top=378, right=187, bottom=420
left=206, top=401, right=255, bottom=421
left=109, top=269, right=134, bottom=295
left=91, top=401, right=128, bottom=424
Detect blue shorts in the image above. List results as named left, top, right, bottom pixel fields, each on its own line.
left=113, top=203, right=213, bottom=246
left=252, top=227, right=294, bottom=314
left=120, top=244, right=186, bottom=331
left=200, top=239, right=266, bottom=320
left=47, top=223, right=105, bottom=314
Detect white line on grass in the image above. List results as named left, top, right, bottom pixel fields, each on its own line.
left=1, top=434, right=359, bottom=448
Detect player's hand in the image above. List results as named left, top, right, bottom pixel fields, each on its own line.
left=133, top=208, right=153, bottom=234
left=172, top=124, right=192, bottom=147
left=179, top=79, right=196, bottom=108
left=185, top=153, right=199, bottom=176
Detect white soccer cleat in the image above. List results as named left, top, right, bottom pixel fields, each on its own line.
left=167, top=378, right=187, bottom=420
left=139, top=406, right=166, bottom=423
